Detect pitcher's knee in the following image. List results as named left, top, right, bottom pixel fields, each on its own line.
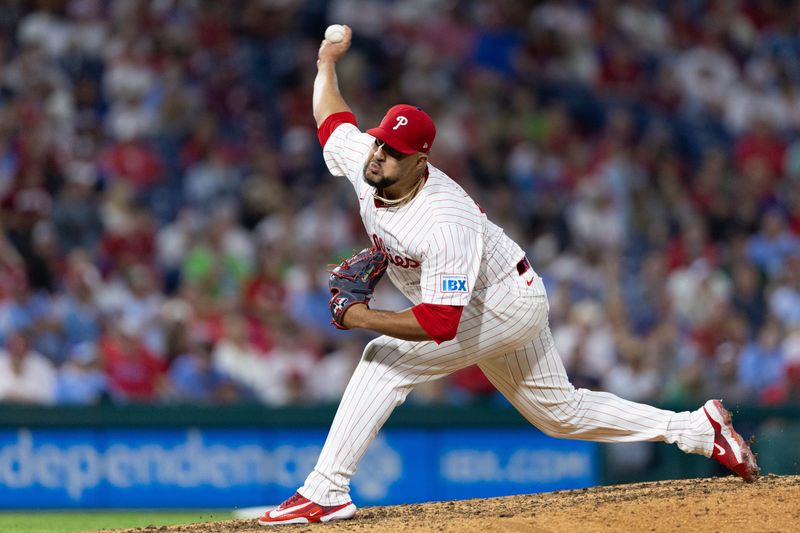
left=362, top=338, right=389, bottom=363
left=357, top=342, right=416, bottom=397
left=362, top=336, right=413, bottom=365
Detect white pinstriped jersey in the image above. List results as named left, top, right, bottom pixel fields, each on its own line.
left=323, top=123, right=525, bottom=307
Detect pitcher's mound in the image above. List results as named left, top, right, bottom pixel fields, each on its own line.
left=120, top=474, right=800, bottom=533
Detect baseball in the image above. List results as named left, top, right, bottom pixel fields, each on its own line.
left=325, top=24, right=346, bottom=43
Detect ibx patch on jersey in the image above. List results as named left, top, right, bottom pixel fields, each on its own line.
left=440, top=274, right=469, bottom=293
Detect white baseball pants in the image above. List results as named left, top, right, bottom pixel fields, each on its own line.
left=299, top=271, right=714, bottom=506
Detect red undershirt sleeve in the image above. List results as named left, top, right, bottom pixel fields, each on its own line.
left=411, top=303, right=464, bottom=344
left=317, top=111, right=358, bottom=148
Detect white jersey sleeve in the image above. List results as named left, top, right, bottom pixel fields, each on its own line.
left=323, top=123, right=373, bottom=192
left=419, top=222, right=483, bottom=306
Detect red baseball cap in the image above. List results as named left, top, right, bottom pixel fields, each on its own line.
left=367, top=104, right=436, bottom=155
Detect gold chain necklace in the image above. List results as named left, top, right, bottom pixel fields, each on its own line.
left=373, top=175, right=425, bottom=207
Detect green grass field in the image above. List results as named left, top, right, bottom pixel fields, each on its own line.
left=0, top=511, right=231, bottom=533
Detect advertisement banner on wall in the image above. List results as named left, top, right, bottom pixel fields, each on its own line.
left=0, top=427, right=597, bottom=508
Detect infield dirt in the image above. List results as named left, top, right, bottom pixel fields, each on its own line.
left=106, top=474, right=799, bottom=533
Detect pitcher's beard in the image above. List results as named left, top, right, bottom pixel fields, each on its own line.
left=363, top=172, right=397, bottom=190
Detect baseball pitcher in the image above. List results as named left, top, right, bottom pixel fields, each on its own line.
left=258, top=25, right=759, bottom=526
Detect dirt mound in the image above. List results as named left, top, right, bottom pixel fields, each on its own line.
left=111, top=475, right=800, bottom=533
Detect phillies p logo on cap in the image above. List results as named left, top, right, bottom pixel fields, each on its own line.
left=367, top=104, right=436, bottom=155
left=393, top=116, right=409, bottom=130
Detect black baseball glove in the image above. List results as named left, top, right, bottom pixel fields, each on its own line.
left=328, top=247, right=388, bottom=329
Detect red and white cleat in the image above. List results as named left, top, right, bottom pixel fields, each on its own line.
left=703, top=399, right=760, bottom=483
left=258, top=492, right=357, bottom=526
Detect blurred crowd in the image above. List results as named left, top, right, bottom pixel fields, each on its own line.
left=0, top=0, right=798, bottom=408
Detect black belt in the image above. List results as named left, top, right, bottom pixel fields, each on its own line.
left=516, top=256, right=530, bottom=276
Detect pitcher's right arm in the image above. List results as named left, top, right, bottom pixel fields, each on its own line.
left=313, top=26, right=373, bottom=189
left=313, top=25, right=353, bottom=127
